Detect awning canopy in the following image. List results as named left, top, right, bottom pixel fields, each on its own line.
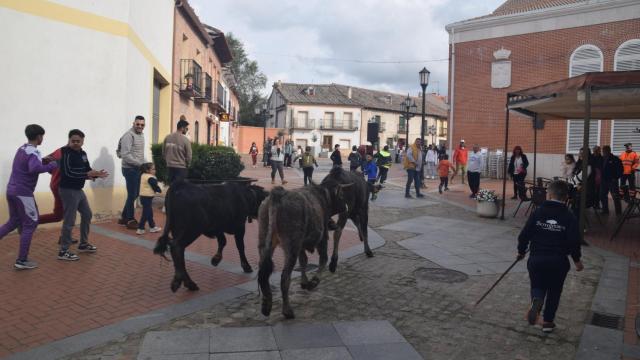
left=507, top=71, right=640, bottom=120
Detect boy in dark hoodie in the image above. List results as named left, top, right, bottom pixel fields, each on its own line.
left=517, top=180, right=583, bottom=333
left=363, top=154, right=378, bottom=201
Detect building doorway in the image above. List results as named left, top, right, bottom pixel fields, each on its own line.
left=322, top=135, right=333, bottom=152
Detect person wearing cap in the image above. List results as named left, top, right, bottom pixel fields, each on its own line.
left=451, top=140, right=468, bottom=185
left=619, top=143, right=638, bottom=200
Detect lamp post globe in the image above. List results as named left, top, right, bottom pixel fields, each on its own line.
left=419, top=67, right=430, bottom=150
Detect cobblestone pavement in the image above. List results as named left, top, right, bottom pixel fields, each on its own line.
left=65, top=185, right=604, bottom=360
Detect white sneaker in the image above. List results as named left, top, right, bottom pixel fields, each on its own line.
left=136, top=229, right=145, bottom=235
left=149, top=226, right=162, bottom=233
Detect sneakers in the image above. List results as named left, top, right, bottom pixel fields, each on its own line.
left=542, top=322, right=556, bottom=333
left=416, top=194, right=425, bottom=198
left=14, top=259, right=38, bottom=270
left=58, top=250, right=79, bottom=261
left=438, top=185, right=443, bottom=194
left=149, top=226, right=162, bottom=233
left=126, top=219, right=139, bottom=230
left=405, top=194, right=413, bottom=199
left=136, top=229, right=145, bottom=235
left=117, top=218, right=127, bottom=226
left=78, top=243, right=97, bottom=253
left=527, top=298, right=543, bottom=325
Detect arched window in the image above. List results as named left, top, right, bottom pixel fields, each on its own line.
left=194, top=121, right=200, bottom=144
left=612, top=39, right=640, bottom=153
left=566, top=45, right=603, bottom=153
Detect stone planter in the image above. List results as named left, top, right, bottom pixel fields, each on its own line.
left=476, top=200, right=499, bottom=218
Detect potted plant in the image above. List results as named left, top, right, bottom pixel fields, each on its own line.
left=476, top=189, right=500, bottom=218
left=185, top=73, right=193, bottom=90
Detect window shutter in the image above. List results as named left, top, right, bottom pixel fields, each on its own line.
left=567, top=45, right=603, bottom=153
left=567, top=120, right=599, bottom=153
left=612, top=40, right=640, bottom=153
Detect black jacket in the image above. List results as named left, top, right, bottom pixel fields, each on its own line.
left=508, top=154, right=529, bottom=177
left=518, top=200, right=581, bottom=262
left=60, top=146, right=91, bottom=190
left=601, top=154, right=623, bottom=181
left=330, top=150, right=342, bottom=165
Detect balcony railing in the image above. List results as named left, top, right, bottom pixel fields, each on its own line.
left=320, top=119, right=357, bottom=130
left=180, top=59, right=202, bottom=98
left=398, top=124, right=407, bottom=133
left=195, top=73, right=213, bottom=103
left=217, top=81, right=224, bottom=107
left=291, top=118, right=315, bottom=130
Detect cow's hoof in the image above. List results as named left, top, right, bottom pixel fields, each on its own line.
left=185, top=282, right=200, bottom=291
left=329, top=258, right=338, bottom=273
left=170, top=280, right=181, bottom=293
left=283, top=308, right=295, bottom=319
left=211, top=254, right=222, bottom=267
left=241, top=261, right=253, bottom=273
left=261, top=300, right=272, bottom=317
left=365, top=250, right=374, bottom=258
left=307, top=277, right=320, bottom=290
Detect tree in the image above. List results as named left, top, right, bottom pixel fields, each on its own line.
left=226, top=33, right=267, bottom=126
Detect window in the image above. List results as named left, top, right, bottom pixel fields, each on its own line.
left=344, top=112, right=353, bottom=129
left=399, top=115, right=406, bottom=131
left=194, top=121, right=200, bottom=144
left=323, top=112, right=335, bottom=128
left=567, top=45, right=603, bottom=153
left=297, top=111, right=309, bottom=128
left=612, top=39, right=640, bottom=153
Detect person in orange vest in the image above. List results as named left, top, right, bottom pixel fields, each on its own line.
left=451, top=140, right=468, bottom=185
left=620, top=143, right=639, bottom=200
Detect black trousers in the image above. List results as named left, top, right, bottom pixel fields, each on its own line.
left=527, top=255, right=570, bottom=322
left=513, top=173, right=526, bottom=197
left=377, top=167, right=389, bottom=184
left=303, top=167, right=314, bottom=185
left=467, top=171, right=480, bottom=195
left=167, top=167, right=188, bottom=185
left=600, top=178, right=622, bottom=214
left=621, top=173, right=636, bottom=193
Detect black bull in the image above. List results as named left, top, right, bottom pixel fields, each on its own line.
left=153, top=180, right=268, bottom=292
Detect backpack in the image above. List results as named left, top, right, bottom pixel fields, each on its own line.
left=302, top=154, right=314, bottom=167
left=349, top=152, right=361, bottom=167
left=116, top=133, right=134, bottom=159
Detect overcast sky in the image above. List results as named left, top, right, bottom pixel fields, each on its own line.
left=191, top=0, right=504, bottom=97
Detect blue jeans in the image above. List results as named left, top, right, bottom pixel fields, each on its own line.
left=405, top=169, right=421, bottom=196
left=138, top=196, right=155, bottom=229
left=121, top=167, right=141, bottom=221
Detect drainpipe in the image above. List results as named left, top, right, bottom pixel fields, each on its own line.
left=448, top=27, right=456, bottom=156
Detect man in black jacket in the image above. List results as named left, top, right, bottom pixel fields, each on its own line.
left=330, top=144, right=343, bottom=168
left=600, top=145, right=623, bottom=215
left=517, top=180, right=583, bottom=333
left=57, top=129, right=108, bottom=261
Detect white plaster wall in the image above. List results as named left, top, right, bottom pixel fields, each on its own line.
left=49, top=0, right=131, bottom=22
left=289, top=105, right=362, bottom=155
left=0, top=8, right=129, bottom=192
left=127, top=0, right=174, bottom=73
left=528, top=153, right=566, bottom=180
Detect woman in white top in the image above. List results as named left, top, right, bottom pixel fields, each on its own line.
left=562, top=154, right=576, bottom=180
left=425, top=145, right=439, bottom=179
left=270, top=139, right=287, bottom=185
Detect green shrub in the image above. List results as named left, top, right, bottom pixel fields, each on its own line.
left=151, top=143, right=244, bottom=184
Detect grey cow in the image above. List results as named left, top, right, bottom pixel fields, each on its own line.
left=257, top=180, right=350, bottom=319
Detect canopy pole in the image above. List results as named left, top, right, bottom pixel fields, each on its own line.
left=533, top=115, right=537, bottom=181
left=501, top=94, right=510, bottom=220
left=578, top=86, right=591, bottom=240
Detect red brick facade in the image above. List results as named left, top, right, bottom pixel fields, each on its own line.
left=449, top=19, right=640, bottom=155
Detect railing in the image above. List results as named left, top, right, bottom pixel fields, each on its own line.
left=320, top=119, right=357, bottom=130
left=195, top=73, right=213, bottom=103
left=216, top=81, right=224, bottom=107
left=180, top=59, right=202, bottom=97
left=398, top=124, right=407, bottom=133
left=291, top=117, right=315, bottom=129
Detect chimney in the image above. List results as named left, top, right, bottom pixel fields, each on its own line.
left=276, top=80, right=282, bottom=87
left=347, top=87, right=352, bottom=99
left=386, top=94, right=392, bottom=105
left=308, top=86, right=315, bottom=96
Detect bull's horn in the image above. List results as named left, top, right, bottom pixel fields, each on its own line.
left=339, top=183, right=354, bottom=188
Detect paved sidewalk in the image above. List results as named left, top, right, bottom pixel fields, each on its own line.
left=137, top=320, right=421, bottom=360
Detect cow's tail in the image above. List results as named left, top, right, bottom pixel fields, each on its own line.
left=258, top=187, right=286, bottom=306
left=153, top=183, right=176, bottom=261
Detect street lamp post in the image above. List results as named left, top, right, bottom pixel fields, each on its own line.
left=419, top=67, right=430, bottom=147
left=255, top=103, right=270, bottom=150
left=401, top=94, right=417, bottom=147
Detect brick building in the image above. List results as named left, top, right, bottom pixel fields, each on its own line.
left=446, top=0, right=640, bottom=178
left=172, top=0, right=239, bottom=145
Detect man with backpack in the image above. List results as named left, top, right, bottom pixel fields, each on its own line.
left=117, top=115, right=146, bottom=229
left=348, top=145, right=361, bottom=172
left=299, top=146, right=319, bottom=185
